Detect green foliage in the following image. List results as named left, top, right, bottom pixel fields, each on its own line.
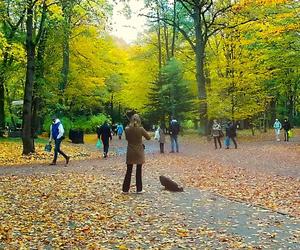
left=72, top=114, right=110, bottom=133
left=146, top=58, right=195, bottom=124
left=181, top=120, right=195, bottom=130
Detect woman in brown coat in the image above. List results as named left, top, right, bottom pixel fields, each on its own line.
left=122, top=114, right=151, bottom=194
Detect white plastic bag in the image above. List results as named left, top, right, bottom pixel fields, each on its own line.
left=154, top=129, right=160, bottom=140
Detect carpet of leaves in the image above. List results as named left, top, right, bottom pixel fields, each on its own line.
left=1, top=132, right=300, bottom=248
left=0, top=172, right=255, bottom=249
left=0, top=141, right=102, bottom=166
left=149, top=154, right=300, bottom=218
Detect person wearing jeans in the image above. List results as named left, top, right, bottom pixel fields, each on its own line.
left=169, top=118, right=180, bottom=153
left=122, top=114, right=151, bottom=194
left=49, top=116, right=70, bottom=165
left=225, top=121, right=237, bottom=149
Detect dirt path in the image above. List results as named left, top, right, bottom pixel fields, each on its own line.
left=1, top=134, right=299, bottom=248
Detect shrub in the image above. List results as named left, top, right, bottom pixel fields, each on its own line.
left=43, top=116, right=72, bottom=136
left=72, top=114, right=110, bottom=133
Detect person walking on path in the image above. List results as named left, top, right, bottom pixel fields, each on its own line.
left=282, top=118, right=291, bottom=142
left=212, top=119, right=222, bottom=149
left=225, top=121, right=237, bottom=149
left=117, top=123, right=124, bottom=140
left=49, top=116, right=70, bottom=165
left=154, top=124, right=166, bottom=153
left=97, top=121, right=112, bottom=158
left=273, top=119, right=282, bottom=141
left=122, top=114, right=151, bottom=194
left=169, top=118, right=180, bottom=153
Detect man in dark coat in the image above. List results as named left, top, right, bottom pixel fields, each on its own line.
left=97, top=121, right=112, bottom=158
left=169, top=118, right=180, bottom=153
left=282, top=118, right=291, bottom=141
left=225, top=121, right=237, bottom=149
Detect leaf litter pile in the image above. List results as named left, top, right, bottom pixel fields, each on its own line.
left=150, top=154, right=300, bottom=218
left=1, top=170, right=299, bottom=249
left=0, top=137, right=300, bottom=248
left=0, top=141, right=102, bottom=166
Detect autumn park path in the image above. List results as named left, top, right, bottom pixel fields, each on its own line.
left=1, top=135, right=300, bottom=248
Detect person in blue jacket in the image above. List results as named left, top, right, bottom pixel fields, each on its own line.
left=49, top=116, right=70, bottom=165
left=273, top=118, right=282, bottom=141
left=117, top=123, right=124, bottom=140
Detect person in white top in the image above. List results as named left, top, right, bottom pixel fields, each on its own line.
left=49, top=115, right=70, bottom=165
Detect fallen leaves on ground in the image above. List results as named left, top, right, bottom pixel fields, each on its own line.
left=0, top=173, right=257, bottom=249
left=150, top=154, right=300, bottom=218
left=0, top=141, right=105, bottom=166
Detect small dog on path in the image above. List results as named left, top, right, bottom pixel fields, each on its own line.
left=159, top=175, right=184, bottom=192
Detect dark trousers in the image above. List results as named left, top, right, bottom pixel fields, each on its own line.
left=122, top=164, right=142, bottom=192
left=284, top=130, right=289, bottom=141
left=53, top=138, right=68, bottom=163
left=159, top=143, right=164, bottom=153
left=229, top=136, right=237, bottom=149
left=213, top=136, right=222, bottom=149
left=102, top=139, right=109, bottom=156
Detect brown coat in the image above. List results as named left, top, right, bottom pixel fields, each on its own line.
left=158, top=128, right=166, bottom=143
left=125, top=126, right=151, bottom=165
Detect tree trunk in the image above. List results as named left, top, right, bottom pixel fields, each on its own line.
left=32, top=29, right=47, bottom=136
left=0, top=54, right=9, bottom=136
left=171, top=0, right=176, bottom=58
left=60, top=4, right=71, bottom=95
left=22, top=1, right=35, bottom=154
left=60, top=31, right=70, bottom=91
left=110, top=93, right=114, bottom=124
left=193, top=7, right=208, bottom=135
left=163, top=22, right=170, bottom=61
left=0, top=74, right=5, bottom=136
left=270, top=98, right=276, bottom=127
left=157, top=8, right=162, bottom=72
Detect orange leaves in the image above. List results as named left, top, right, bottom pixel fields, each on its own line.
left=0, top=140, right=101, bottom=166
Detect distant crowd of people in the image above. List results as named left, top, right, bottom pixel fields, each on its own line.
left=47, top=114, right=293, bottom=194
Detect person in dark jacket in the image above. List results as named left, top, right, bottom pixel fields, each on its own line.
left=225, top=121, right=237, bottom=149
left=169, top=118, right=180, bottom=153
left=97, top=121, right=112, bottom=158
left=282, top=118, right=291, bottom=141
left=49, top=116, right=70, bottom=165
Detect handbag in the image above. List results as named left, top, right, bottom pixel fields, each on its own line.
left=219, top=130, right=224, bottom=137
left=44, top=143, right=52, bottom=152
left=224, top=137, right=230, bottom=147
left=96, top=139, right=103, bottom=149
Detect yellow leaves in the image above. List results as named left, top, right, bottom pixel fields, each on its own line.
left=176, top=228, right=189, bottom=237
left=118, top=245, right=128, bottom=250
left=0, top=139, right=100, bottom=166
left=0, top=225, right=13, bottom=244
left=48, top=3, right=63, bottom=20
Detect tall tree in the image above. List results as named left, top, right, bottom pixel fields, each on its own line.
left=145, top=0, right=234, bottom=134
left=0, top=0, right=26, bottom=136
left=22, top=0, right=48, bottom=154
